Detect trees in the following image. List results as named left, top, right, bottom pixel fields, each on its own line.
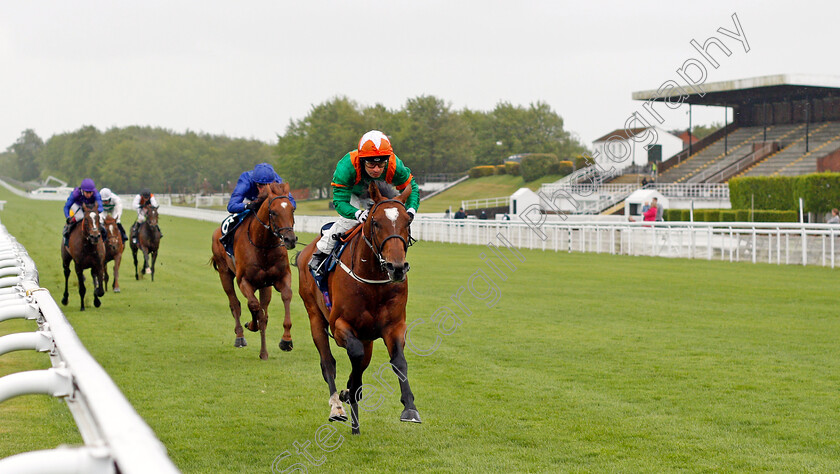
left=391, top=95, right=475, bottom=176
left=8, top=129, right=44, bottom=181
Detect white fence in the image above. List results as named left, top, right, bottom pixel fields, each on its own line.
left=0, top=223, right=179, bottom=473
left=408, top=218, right=840, bottom=268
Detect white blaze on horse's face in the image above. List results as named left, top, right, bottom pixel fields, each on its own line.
left=384, top=207, right=399, bottom=228
left=88, top=212, right=97, bottom=228
left=280, top=202, right=288, bottom=209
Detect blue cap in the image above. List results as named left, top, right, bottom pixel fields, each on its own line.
left=80, top=178, right=96, bottom=192
left=252, top=163, right=277, bottom=184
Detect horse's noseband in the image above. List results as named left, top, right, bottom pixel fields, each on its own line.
left=250, top=195, right=295, bottom=248
left=362, top=199, right=416, bottom=272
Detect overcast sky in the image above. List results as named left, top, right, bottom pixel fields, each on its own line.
left=2, top=0, right=838, bottom=154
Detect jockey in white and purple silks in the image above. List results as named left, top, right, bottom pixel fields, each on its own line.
left=62, top=178, right=104, bottom=246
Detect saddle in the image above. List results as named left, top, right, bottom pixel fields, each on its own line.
left=219, top=210, right=252, bottom=257
left=311, top=222, right=358, bottom=292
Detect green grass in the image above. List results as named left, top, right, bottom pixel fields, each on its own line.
left=2, top=185, right=840, bottom=472
left=420, top=174, right=565, bottom=212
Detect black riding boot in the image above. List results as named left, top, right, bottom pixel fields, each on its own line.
left=309, top=251, right=328, bottom=278
left=62, top=224, right=72, bottom=247
left=117, top=223, right=128, bottom=242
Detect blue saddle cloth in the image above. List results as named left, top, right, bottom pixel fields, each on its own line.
left=311, top=222, right=350, bottom=293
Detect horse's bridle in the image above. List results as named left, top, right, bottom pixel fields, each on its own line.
left=82, top=210, right=101, bottom=244
left=249, top=195, right=295, bottom=248
left=361, top=198, right=416, bottom=270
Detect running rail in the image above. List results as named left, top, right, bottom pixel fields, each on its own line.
left=0, top=223, right=180, bottom=474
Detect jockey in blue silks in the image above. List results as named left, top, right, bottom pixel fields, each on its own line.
left=227, top=162, right=296, bottom=214
left=62, top=178, right=104, bottom=246
left=220, top=163, right=296, bottom=254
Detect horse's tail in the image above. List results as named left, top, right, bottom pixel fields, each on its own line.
left=209, top=256, right=218, bottom=271
left=291, top=251, right=301, bottom=268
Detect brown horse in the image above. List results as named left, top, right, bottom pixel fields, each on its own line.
left=297, top=182, right=421, bottom=435
left=61, top=203, right=106, bottom=311
left=131, top=206, right=161, bottom=281
left=210, top=182, right=297, bottom=360
left=103, top=215, right=124, bottom=293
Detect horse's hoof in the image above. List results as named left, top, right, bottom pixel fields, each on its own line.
left=234, top=337, right=247, bottom=348
left=278, top=339, right=293, bottom=352
left=79, top=306, right=85, bottom=312
left=244, top=321, right=259, bottom=333
left=400, top=408, right=422, bottom=423
left=94, top=299, right=101, bottom=308
left=114, top=288, right=120, bottom=293
left=351, top=428, right=360, bottom=435
left=328, top=413, right=348, bottom=422
left=145, top=268, right=152, bottom=274
left=135, top=275, right=139, bottom=280
left=61, top=297, right=68, bottom=306
left=260, top=352, right=269, bottom=361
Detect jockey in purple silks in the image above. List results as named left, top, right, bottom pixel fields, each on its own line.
left=62, top=178, right=103, bottom=246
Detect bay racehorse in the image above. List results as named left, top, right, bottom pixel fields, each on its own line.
left=131, top=206, right=161, bottom=281
left=61, top=203, right=106, bottom=311
left=210, top=182, right=297, bottom=360
left=103, top=215, right=124, bottom=293
left=297, top=182, right=421, bottom=435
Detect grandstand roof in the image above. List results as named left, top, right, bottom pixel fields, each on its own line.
left=593, top=127, right=648, bottom=143
left=632, top=74, right=840, bottom=107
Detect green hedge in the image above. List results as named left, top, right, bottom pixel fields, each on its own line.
left=494, top=164, right=507, bottom=175
left=504, top=161, right=520, bottom=176
left=730, top=173, right=840, bottom=213
left=520, top=153, right=559, bottom=182
left=469, top=165, right=496, bottom=178
left=662, top=208, right=798, bottom=222
left=547, top=160, right=574, bottom=177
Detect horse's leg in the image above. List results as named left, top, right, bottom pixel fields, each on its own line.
left=383, top=322, right=421, bottom=423
left=104, top=262, right=110, bottom=293
left=61, top=250, right=71, bottom=306
left=335, top=320, right=365, bottom=435
left=150, top=249, right=157, bottom=281
left=307, top=309, right=344, bottom=422
left=256, top=287, right=271, bottom=360
left=142, top=247, right=151, bottom=275
left=275, top=268, right=293, bottom=352
left=75, top=263, right=86, bottom=311
left=238, top=279, right=266, bottom=360
left=113, top=253, right=121, bottom=293
left=132, top=245, right=139, bottom=280
left=217, top=267, right=245, bottom=348
left=93, top=261, right=104, bottom=306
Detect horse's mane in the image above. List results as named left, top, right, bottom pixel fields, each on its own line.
left=361, top=181, right=399, bottom=200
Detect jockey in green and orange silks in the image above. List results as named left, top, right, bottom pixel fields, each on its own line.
left=308, top=130, right=419, bottom=276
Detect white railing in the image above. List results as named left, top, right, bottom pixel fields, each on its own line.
left=407, top=218, right=840, bottom=268
left=461, top=196, right=511, bottom=211
left=651, top=183, right=730, bottom=199
left=0, top=224, right=180, bottom=473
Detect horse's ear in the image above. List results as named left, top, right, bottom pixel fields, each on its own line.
left=369, top=181, right=383, bottom=203
left=397, top=185, right=411, bottom=204
left=278, top=182, right=290, bottom=195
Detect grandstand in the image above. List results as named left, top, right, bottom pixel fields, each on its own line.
left=633, top=74, right=840, bottom=183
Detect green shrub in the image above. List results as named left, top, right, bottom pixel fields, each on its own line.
left=730, top=173, right=840, bottom=213
left=735, top=209, right=750, bottom=221
left=556, top=160, right=574, bottom=176
left=504, top=161, right=520, bottom=176
left=520, top=153, right=558, bottom=182
left=720, top=210, right=738, bottom=221
left=494, top=164, right=507, bottom=175
left=703, top=210, right=721, bottom=222
left=469, top=165, right=496, bottom=178
left=681, top=209, right=692, bottom=221
left=665, top=209, right=683, bottom=221
left=751, top=210, right=798, bottom=222
left=574, top=156, right=591, bottom=170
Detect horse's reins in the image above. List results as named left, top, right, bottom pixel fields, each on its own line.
left=248, top=195, right=294, bottom=249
